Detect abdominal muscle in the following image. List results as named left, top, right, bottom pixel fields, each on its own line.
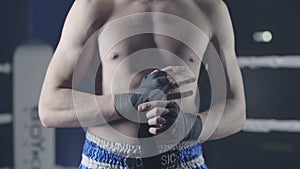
left=88, top=104, right=198, bottom=145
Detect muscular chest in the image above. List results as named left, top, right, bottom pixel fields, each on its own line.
left=97, top=0, right=210, bottom=88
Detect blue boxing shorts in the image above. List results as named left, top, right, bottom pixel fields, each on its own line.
left=79, top=131, right=209, bottom=169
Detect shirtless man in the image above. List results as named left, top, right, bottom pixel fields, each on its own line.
left=38, top=0, right=246, bottom=168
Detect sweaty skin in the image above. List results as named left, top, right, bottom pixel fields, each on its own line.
left=39, top=0, right=246, bottom=144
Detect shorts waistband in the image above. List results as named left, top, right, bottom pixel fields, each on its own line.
left=79, top=131, right=208, bottom=169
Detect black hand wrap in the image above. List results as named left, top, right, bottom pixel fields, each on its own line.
left=114, top=70, right=178, bottom=168
left=162, top=102, right=202, bottom=141
left=114, top=70, right=177, bottom=122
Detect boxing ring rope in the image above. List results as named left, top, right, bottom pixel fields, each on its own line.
left=244, top=119, right=300, bottom=133
left=0, top=63, right=12, bottom=125
left=0, top=63, right=12, bottom=75
left=0, top=113, right=13, bottom=125
left=238, top=56, right=300, bottom=69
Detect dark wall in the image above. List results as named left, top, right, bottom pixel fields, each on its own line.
left=0, top=0, right=28, bottom=167
left=0, top=1, right=28, bottom=113
left=28, top=0, right=73, bottom=47
left=225, top=0, right=300, bottom=56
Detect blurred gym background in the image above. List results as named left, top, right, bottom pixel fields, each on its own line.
left=0, top=0, right=299, bottom=169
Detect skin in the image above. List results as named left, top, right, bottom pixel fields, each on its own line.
left=39, top=0, right=246, bottom=144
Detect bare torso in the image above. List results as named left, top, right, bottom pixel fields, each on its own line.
left=89, top=0, right=213, bottom=144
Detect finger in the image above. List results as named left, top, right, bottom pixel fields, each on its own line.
left=150, top=69, right=160, bottom=74
left=149, top=127, right=162, bottom=135
left=166, top=90, right=194, bottom=100
left=138, top=100, right=170, bottom=111
left=161, top=66, right=191, bottom=78
left=161, top=66, right=186, bottom=74
left=168, top=74, right=196, bottom=88
left=151, top=66, right=196, bottom=88
left=146, top=107, right=169, bottom=119
left=148, top=116, right=166, bottom=126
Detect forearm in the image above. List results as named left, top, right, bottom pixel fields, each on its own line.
left=199, top=97, right=246, bottom=141
left=38, top=88, right=119, bottom=128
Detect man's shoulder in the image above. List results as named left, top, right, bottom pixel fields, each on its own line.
left=194, top=0, right=230, bottom=24
left=194, top=0, right=227, bottom=14
left=78, top=0, right=114, bottom=15
left=193, top=0, right=232, bottom=40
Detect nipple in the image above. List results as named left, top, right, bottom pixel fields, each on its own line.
left=110, top=52, right=119, bottom=60
left=189, top=57, right=194, bottom=62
